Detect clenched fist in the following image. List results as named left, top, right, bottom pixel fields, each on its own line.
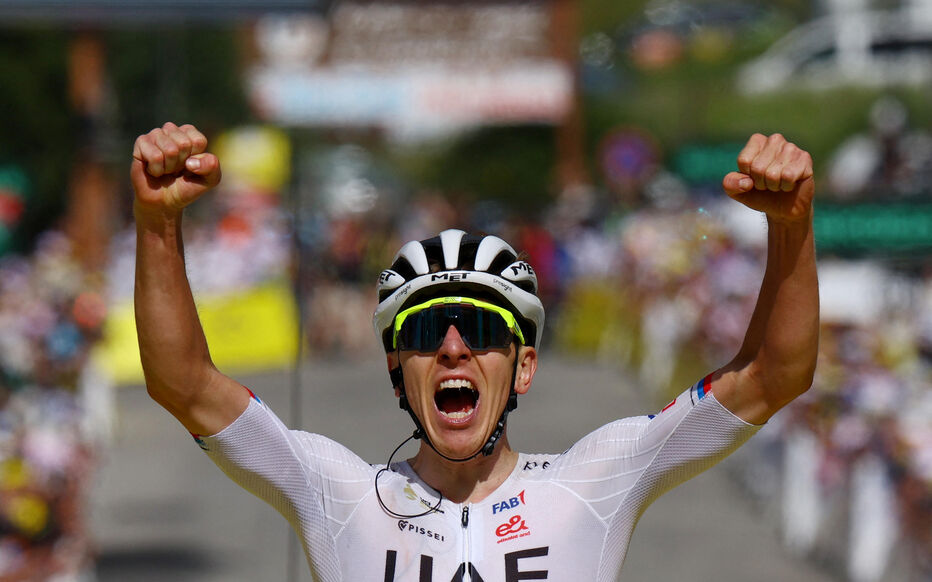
left=723, top=133, right=814, bottom=224
left=131, top=122, right=221, bottom=214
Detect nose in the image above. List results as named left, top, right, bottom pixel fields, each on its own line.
left=437, top=324, right=470, bottom=361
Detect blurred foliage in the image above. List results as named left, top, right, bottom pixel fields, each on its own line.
left=2, top=0, right=932, bottom=236
left=0, top=26, right=251, bottom=244
left=392, top=125, right=558, bottom=216
left=580, top=0, right=647, bottom=36
left=106, top=27, right=252, bottom=143
left=394, top=0, right=931, bottom=210
left=585, top=80, right=932, bottom=181
left=412, top=0, right=932, bottom=206
left=0, top=30, right=75, bottom=251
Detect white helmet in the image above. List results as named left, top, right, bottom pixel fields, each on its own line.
left=373, top=229, right=545, bottom=351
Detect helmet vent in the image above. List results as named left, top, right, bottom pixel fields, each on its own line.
left=374, top=229, right=545, bottom=350
left=514, top=279, right=536, bottom=294
left=487, top=251, right=516, bottom=276
left=455, top=236, right=483, bottom=270
left=390, top=257, right=418, bottom=282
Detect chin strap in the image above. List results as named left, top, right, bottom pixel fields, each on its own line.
left=390, top=348, right=521, bottom=463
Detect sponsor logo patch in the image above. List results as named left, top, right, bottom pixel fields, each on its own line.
left=495, top=514, right=531, bottom=544
left=522, top=460, right=551, bottom=471
left=492, top=490, right=526, bottom=514
left=397, top=520, right=446, bottom=542
left=403, top=484, right=445, bottom=514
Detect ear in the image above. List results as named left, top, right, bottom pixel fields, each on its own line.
left=513, top=346, right=537, bottom=395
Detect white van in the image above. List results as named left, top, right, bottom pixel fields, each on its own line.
left=738, top=5, right=932, bottom=93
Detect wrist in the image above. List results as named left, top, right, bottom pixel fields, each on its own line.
left=134, top=199, right=183, bottom=230
left=766, top=205, right=814, bottom=231
left=134, top=201, right=185, bottom=246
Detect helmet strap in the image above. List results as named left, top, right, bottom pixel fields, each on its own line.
left=390, top=345, right=521, bottom=463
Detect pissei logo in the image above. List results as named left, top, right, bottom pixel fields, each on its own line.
left=397, top=520, right=445, bottom=542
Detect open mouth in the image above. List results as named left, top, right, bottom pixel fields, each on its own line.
left=435, top=379, right=479, bottom=421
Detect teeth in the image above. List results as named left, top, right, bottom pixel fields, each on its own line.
left=436, top=379, right=478, bottom=420
left=439, top=379, right=475, bottom=390
left=440, top=410, right=472, bottom=419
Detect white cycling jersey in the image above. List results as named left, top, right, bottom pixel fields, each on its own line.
left=196, top=376, right=758, bottom=581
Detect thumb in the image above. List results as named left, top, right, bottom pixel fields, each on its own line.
left=184, top=153, right=221, bottom=187
left=722, top=171, right=755, bottom=198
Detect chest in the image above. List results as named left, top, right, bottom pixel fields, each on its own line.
left=336, top=481, right=608, bottom=582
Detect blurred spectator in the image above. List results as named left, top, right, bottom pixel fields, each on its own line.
left=828, top=96, right=932, bottom=199
left=0, top=231, right=105, bottom=581
left=97, top=121, right=932, bottom=581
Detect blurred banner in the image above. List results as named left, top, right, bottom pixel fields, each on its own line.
left=248, top=1, right=573, bottom=137
left=93, top=282, right=299, bottom=385
left=815, top=201, right=932, bottom=255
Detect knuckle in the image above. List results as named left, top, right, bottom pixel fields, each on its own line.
left=767, top=132, right=785, bottom=143
left=750, top=161, right=768, bottom=175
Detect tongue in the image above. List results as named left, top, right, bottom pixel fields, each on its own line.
left=437, top=389, right=474, bottom=414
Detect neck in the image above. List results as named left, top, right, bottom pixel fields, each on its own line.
left=409, top=434, right=518, bottom=504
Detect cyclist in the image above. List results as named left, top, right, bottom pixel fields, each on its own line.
left=133, top=123, right=817, bottom=581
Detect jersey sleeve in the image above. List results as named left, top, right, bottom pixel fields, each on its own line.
left=549, top=375, right=760, bottom=523
left=194, top=392, right=375, bottom=558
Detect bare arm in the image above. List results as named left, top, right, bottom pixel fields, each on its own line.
left=711, top=133, right=819, bottom=425
left=132, top=122, right=249, bottom=435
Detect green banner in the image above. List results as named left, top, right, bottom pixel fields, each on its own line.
left=814, top=201, right=932, bottom=254
left=672, top=143, right=743, bottom=185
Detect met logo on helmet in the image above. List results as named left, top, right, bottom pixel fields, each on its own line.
left=509, top=262, right=535, bottom=277
left=431, top=272, right=471, bottom=282
left=379, top=271, right=396, bottom=284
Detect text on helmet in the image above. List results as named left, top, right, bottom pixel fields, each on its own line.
left=431, top=272, right=471, bottom=282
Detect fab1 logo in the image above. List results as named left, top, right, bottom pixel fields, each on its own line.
left=492, top=490, right=526, bottom=514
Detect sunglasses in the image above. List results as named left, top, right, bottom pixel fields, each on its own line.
left=392, top=296, right=525, bottom=352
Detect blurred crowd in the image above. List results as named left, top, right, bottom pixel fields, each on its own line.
left=0, top=232, right=108, bottom=581
left=607, top=201, right=932, bottom=582
left=3, top=97, right=931, bottom=580
left=220, top=163, right=926, bottom=581
left=276, top=156, right=932, bottom=582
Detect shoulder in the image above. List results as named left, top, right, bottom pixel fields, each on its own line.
left=200, top=395, right=375, bottom=479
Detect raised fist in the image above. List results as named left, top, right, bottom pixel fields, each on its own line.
left=722, top=133, right=814, bottom=223
left=131, top=122, right=221, bottom=213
